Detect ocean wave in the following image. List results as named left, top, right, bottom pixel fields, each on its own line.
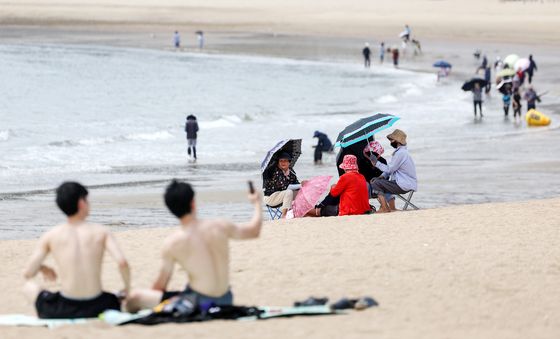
left=202, top=115, right=245, bottom=129
left=47, top=130, right=174, bottom=147
left=0, top=130, right=10, bottom=142
left=123, top=131, right=174, bottom=141
left=400, top=84, right=423, bottom=96
left=375, top=95, right=398, bottom=104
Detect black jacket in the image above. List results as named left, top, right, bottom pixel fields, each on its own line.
left=185, top=120, right=199, bottom=139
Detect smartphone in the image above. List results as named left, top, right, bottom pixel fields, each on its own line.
left=248, top=180, right=255, bottom=194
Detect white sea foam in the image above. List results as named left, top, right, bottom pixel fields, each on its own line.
left=0, top=130, right=10, bottom=141
left=202, top=115, right=243, bottom=129
left=124, top=131, right=174, bottom=141
left=375, top=95, right=398, bottom=104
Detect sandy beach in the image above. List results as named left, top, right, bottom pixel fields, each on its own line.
left=1, top=0, right=560, bottom=338
left=1, top=198, right=560, bottom=338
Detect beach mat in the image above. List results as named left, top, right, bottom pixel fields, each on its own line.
left=0, top=314, right=89, bottom=328
left=101, top=305, right=340, bottom=326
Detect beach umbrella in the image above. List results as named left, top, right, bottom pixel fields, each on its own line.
left=503, top=54, right=519, bottom=69
left=461, top=77, right=488, bottom=91
left=334, top=113, right=400, bottom=149
left=260, top=139, right=302, bottom=176
left=497, top=79, right=512, bottom=94
left=497, top=68, right=515, bottom=78
left=514, top=58, right=530, bottom=71
left=433, top=60, right=452, bottom=68
left=291, top=175, right=332, bottom=218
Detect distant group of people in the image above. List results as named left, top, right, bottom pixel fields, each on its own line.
left=174, top=30, right=205, bottom=50
left=262, top=129, right=417, bottom=218
left=471, top=53, right=542, bottom=120
left=361, top=25, right=421, bottom=69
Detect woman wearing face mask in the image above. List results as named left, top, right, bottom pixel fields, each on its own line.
left=367, top=129, right=417, bottom=213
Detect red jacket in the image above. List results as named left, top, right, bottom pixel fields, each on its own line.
left=330, top=171, right=370, bottom=216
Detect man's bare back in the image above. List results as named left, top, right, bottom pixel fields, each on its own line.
left=23, top=182, right=130, bottom=318
left=126, top=180, right=262, bottom=312
left=163, top=219, right=238, bottom=297
left=27, top=222, right=123, bottom=298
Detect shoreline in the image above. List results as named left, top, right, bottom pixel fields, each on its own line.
left=1, top=27, right=560, bottom=240
left=1, top=24, right=559, bottom=91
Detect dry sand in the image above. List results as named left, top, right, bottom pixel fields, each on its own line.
left=1, top=0, right=560, bottom=44
left=1, top=198, right=560, bottom=339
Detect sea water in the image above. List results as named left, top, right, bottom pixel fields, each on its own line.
left=1, top=44, right=559, bottom=239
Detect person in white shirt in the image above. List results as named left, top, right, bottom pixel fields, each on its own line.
left=368, top=129, right=417, bottom=213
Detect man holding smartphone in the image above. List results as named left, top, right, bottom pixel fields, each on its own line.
left=126, top=179, right=262, bottom=312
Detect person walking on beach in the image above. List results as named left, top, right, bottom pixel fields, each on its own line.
left=126, top=180, right=262, bottom=312
left=484, top=67, right=492, bottom=94
left=362, top=43, right=371, bottom=68
left=402, top=24, right=411, bottom=42
left=312, top=130, right=333, bottom=165
left=512, top=87, right=522, bottom=119
left=476, top=55, right=488, bottom=73
left=494, top=56, right=503, bottom=72
left=392, top=48, right=399, bottom=68
left=368, top=129, right=417, bottom=214
left=173, top=31, right=181, bottom=49
left=502, top=88, right=512, bottom=117
left=185, top=115, right=199, bottom=161
left=527, top=54, right=538, bottom=84
left=196, top=31, right=204, bottom=49
left=472, top=83, right=483, bottom=118
left=22, top=182, right=130, bottom=318
left=524, top=86, right=541, bottom=111
left=379, top=42, right=385, bottom=63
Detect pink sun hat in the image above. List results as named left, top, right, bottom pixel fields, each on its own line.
left=339, top=154, right=359, bottom=171
left=363, top=140, right=384, bottom=156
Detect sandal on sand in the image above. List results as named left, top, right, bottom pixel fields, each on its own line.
left=330, top=297, right=378, bottom=310
left=294, top=297, right=329, bottom=307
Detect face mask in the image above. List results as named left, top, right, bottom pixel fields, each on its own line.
left=390, top=141, right=399, bottom=149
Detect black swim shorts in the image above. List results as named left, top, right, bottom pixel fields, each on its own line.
left=161, top=285, right=233, bottom=306
left=35, top=290, right=120, bottom=319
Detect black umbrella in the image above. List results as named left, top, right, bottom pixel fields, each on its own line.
left=461, top=77, right=488, bottom=91
left=497, top=79, right=512, bottom=95
left=334, top=113, right=400, bottom=149
left=335, top=140, right=385, bottom=182
left=260, top=139, right=302, bottom=179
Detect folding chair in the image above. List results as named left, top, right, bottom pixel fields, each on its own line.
left=395, top=191, right=419, bottom=211
left=266, top=204, right=283, bottom=220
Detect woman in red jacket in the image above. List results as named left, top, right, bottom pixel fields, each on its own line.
left=330, top=154, right=371, bottom=216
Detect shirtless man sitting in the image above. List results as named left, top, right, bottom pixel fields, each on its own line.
left=22, top=182, right=131, bottom=319
left=126, top=179, right=262, bottom=312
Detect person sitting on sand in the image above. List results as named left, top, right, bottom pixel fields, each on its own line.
left=368, top=129, right=417, bottom=213
left=263, top=152, right=301, bottom=218
left=327, top=154, right=370, bottom=216
left=126, top=180, right=262, bottom=312
left=362, top=140, right=393, bottom=207
left=22, top=182, right=130, bottom=319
